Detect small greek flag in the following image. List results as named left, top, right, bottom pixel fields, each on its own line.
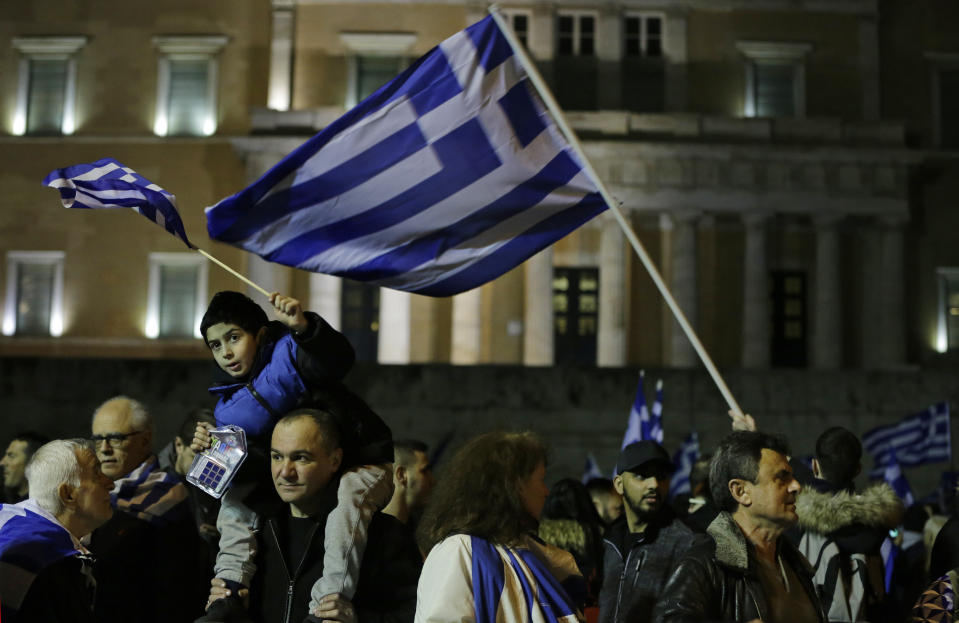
left=882, top=453, right=915, bottom=507
left=669, top=432, right=700, bottom=499
left=205, top=14, right=606, bottom=296
left=648, top=379, right=664, bottom=444
left=620, top=371, right=647, bottom=450
left=581, top=453, right=604, bottom=484
left=864, top=402, right=951, bottom=477
left=43, top=157, right=193, bottom=249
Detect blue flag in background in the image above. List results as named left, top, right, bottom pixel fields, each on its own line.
left=648, top=379, right=664, bottom=443
left=882, top=453, right=915, bottom=507
left=582, top=453, right=604, bottom=484
left=205, top=15, right=606, bottom=297
left=863, top=402, right=951, bottom=478
left=43, top=158, right=193, bottom=248
left=621, top=371, right=647, bottom=450
left=669, top=432, right=700, bottom=499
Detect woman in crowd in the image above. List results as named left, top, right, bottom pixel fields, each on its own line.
left=414, top=431, right=585, bottom=623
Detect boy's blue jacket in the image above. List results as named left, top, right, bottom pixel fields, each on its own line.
left=209, top=311, right=392, bottom=466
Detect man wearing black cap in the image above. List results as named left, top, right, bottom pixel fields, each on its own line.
left=598, top=441, right=709, bottom=623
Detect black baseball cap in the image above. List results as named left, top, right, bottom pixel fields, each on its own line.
left=616, top=440, right=672, bottom=475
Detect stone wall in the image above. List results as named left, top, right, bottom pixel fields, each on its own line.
left=2, top=356, right=957, bottom=498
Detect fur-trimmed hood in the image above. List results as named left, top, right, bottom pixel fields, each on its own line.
left=796, top=482, right=904, bottom=534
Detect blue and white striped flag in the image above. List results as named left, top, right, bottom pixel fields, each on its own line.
left=582, top=453, right=604, bottom=484
left=882, top=453, right=915, bottom=507
left=43, top=158, right=194, bottom=248
left=864, top=402, right=951, bottom=478
left=205, top=15, right=606, bottom=296
left=648, top=379, right=664, bottom=443
left=620, top=371, right=647, bottom=450
left=669, top=431, right=700, bottom=499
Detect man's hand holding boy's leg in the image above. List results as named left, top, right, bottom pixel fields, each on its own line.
left=269, top=292, right=309, bottom=334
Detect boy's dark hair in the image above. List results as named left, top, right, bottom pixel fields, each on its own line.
left=393, top=439, right=429, bottom=468
left=710, top=431, right=791, bottom=513
left=176, top=408, right=215, bottom=444
left=200, top=291, right=269, bottom=344
left=815, top=426, right=862, bottom=487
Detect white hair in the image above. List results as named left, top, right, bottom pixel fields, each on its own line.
left=93, top=395, right=155, bottom=438
left=26, top=439, right=93, bottom=516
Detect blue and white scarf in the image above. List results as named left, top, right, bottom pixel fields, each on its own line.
left=111, top=455, right=188, bottom=525
left=0, top=500, right=88, bottom=621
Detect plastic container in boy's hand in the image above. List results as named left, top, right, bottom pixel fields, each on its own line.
left=187, top=425, right=249, bottom=498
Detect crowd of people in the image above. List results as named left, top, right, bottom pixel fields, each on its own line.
left=1, top=290, right=957, bottom=623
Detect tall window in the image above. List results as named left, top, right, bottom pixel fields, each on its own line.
left=936, top=268, right=959, bottom=353
left=770, top=270, right=807, bottom=367
left=153, top=36, right=227, bottom=136
left=737, top=41, right=811, bottom=118
left=340, top=33, right=416, bottom=109
left=503, top=10, right=531, bottom=48
left=553, top=267, right=598, bottom=366
left=340, top=280, right=380, bottom=363
left=146, top=253, right=208, bottom=339
left=12, top=37, right=86, bottom=136
left=622, top=13, right=666, bottom=112
left=557, top=12, right=595, bottom=57
left=3, top=251, right=65, bottom=337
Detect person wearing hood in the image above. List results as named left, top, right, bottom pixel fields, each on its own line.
left=795, top=426, right=904, bottom=622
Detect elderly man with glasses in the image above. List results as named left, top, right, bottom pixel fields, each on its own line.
left=88, top=396, right=208, bottom=623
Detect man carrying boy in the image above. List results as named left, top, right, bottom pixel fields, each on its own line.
left=194, top=291, right=393, bottom=622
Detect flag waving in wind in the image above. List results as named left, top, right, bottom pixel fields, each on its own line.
left=669, top=432, right=700, bottom=500
left=205, top=14, right=606, bottom=296
left=620, top=371, right=648, bottom=450
left=863, top=403, right=951, bottom=478
left=43, top=158, right=194, bottom=249
left=648, top=379, right=664, bottom=443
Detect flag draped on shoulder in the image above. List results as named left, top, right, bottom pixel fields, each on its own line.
left=863, top=402, right=951, bottom=478
left=669, top=432, right=700, bottom=499
left=43, top=157, right=194, bottom=248
left=205, top=14, right=606, bottom=296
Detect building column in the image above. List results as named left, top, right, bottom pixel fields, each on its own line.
left=858, top=15, right=880, bottom=122
left=878, top=216, right=907, bottom=367
left=664, top=211, right=699, bottom=367
left=451, top=288, right=483, bottom=365
left=811, top=215, right=842, bottom=368
left=859, top=223, right=882, bottom=367
left=524, top=247, right=553, bottom=366
left=596, top=6, right=623, bottom=110
left=267, top=0, right=295, bottom=111
left=377, top=288, right=410, bottom=364
left=741, top=213, right=770, bottom=368
left=308, top=273, right=341, bottom=331
left=663, top=12, right=689, bottom=112
left=598, top=214, right=627, bottom=367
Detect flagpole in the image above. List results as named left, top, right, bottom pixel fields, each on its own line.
left=488, top=7, right=745, bottom=418
left=196, top=248, right=271, bottom=297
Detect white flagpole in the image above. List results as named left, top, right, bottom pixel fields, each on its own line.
left=488, top=6, right=745, bottom=418
left=196, top=248, right=271, bottom=298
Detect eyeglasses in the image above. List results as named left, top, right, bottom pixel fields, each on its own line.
left=91, top=431, right=144, bottom=448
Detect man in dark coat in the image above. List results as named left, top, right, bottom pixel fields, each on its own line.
left=205, top=407, right=419, bottom=623
left=598, top=441, right=709, bottom=623
left=654, top=431, right=828, bottom=623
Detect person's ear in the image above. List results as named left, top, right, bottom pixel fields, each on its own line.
left=729, top=479, right=751, bottom=506
left=393, top=464, right=409, bottom=487
left=174, top=436, right=185, bottom=455
left=811, top=458, right=822, bottom=479
left=330, top=447, right=343, bottom=473
left=58, top=483, right=76, bottom=509
left=613, top=474, right=625, bottom=496
left=256, top=326, right=268, bottom=343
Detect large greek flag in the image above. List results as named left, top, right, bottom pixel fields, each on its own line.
left=206, top=15, right=606, bottom=296
left=864, top=402, right=951, bottom=478
left=620, top=371, right=648, bottom=451
left=43, top=158, right=193, bottom=249
left=669, top=431, right=700, bottom=499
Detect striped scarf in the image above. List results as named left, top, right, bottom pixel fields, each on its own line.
left=111, top=455, right=188, bottom=526
left=471, top=535, right=585, bottom=623
left=0, top=500, right=89, bottom=621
